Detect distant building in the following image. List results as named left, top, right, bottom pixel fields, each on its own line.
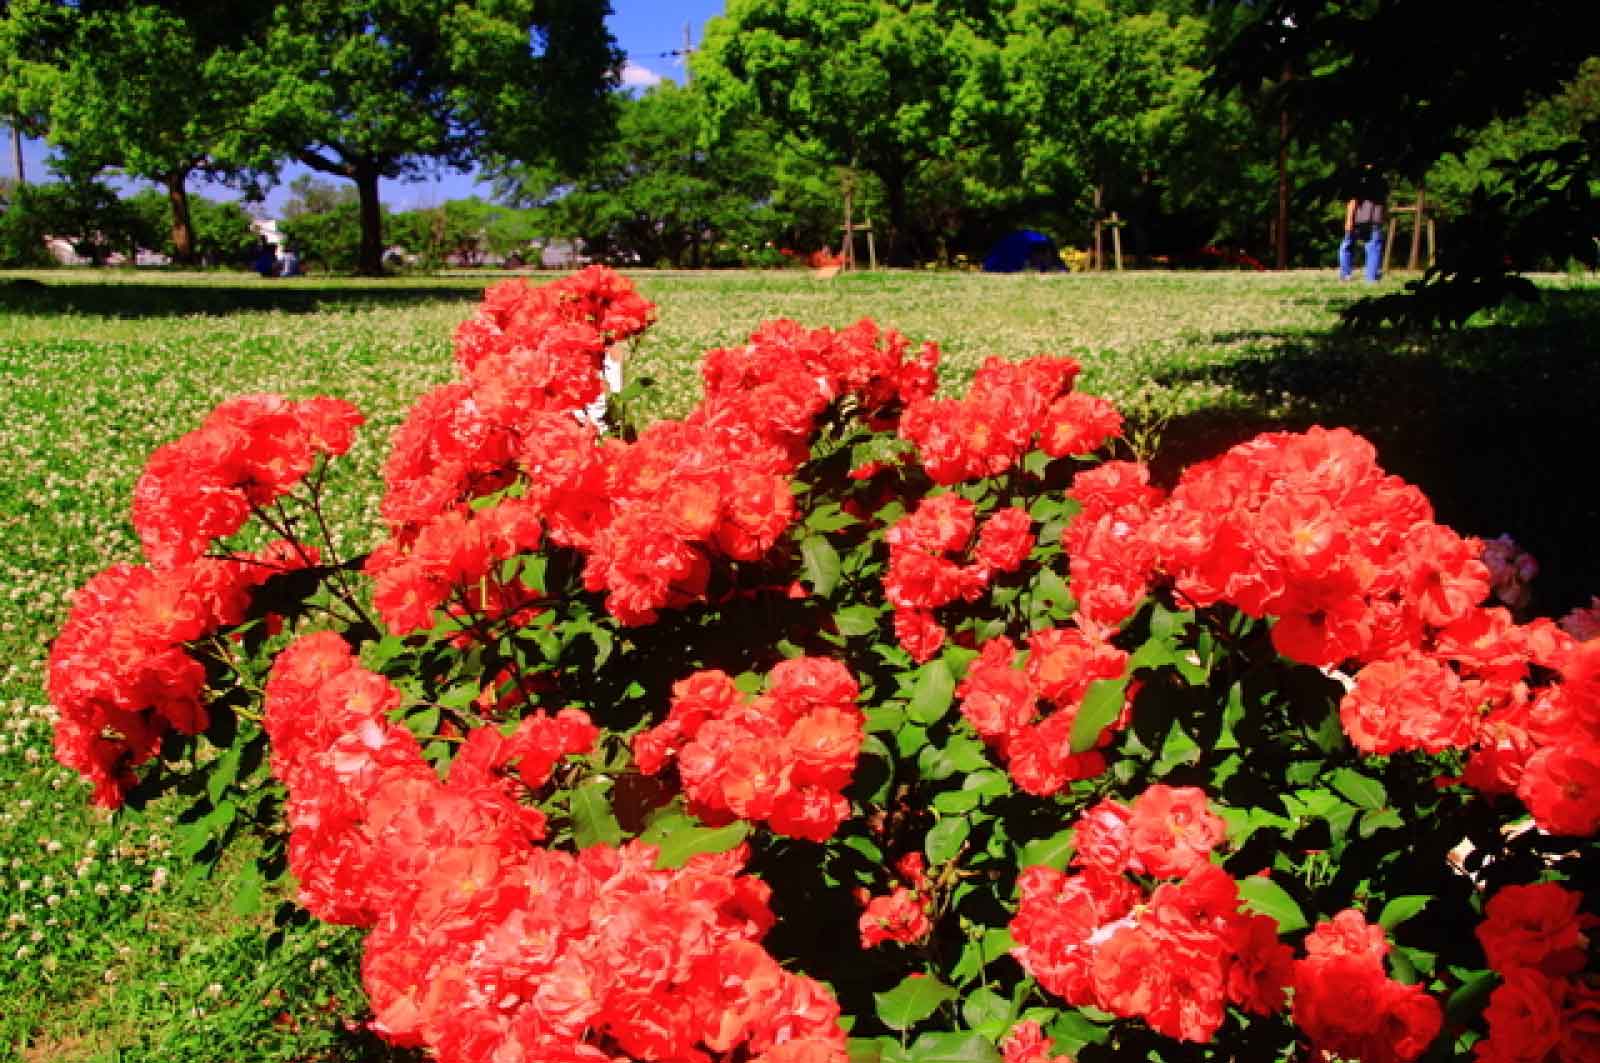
left=540, top=238, right=587, bottom=269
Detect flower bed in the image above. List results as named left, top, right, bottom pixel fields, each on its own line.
left=47, top=267, right=1598, bottom=1063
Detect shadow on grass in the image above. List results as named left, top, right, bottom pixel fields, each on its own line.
left=0, top=274, right=492, bottom=317
left=1144, top=287, right=1600, bottom=616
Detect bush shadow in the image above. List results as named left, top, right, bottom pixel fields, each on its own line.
left=1143, top=287, right=1600, bottom=615
left=0, top=274, right=498, bottom=318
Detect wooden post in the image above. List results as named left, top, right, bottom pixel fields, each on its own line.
left=1382, top=214, right=1398, bottom=278
left=1408, top=182, right=1426, bottom=271
left=1110, top=211, right=1123, bottom=271
left=840, top=174, right=855, bottom=270
left=1427, top=218, right=1437, bottom=266
left=864, top=211, right=877, bottom=270
left=1092, top=184, right=1104, bottom=271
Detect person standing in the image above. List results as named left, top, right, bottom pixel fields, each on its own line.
left=1340, top=164, right=1389, bottom=282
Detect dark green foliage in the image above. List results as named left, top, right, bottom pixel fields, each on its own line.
left=511, top=82, right=840, bottom=266
left=235, top=0, right=622, bottom=274
left=0, top=181, right=57, bottom=266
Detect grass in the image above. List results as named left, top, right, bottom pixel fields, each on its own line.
left=2, top=265, right=1597, bottom=1061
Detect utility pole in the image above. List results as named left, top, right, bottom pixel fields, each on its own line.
left=682, top=22, right=694, bottom=83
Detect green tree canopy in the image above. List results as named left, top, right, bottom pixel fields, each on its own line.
left=27, top=1, right=275, bottom=263
left=238, top=0, right=621, bottom=274
left=1003, top=0, right=1213, bottom=256
left=694, top=0, right=1009, bottom=263
left=506, top=82, right=839, bottom=267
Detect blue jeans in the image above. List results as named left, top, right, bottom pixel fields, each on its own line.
left=1339, top=224, right=1383, bottom=281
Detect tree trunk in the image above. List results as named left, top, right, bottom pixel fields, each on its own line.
left=9, top=122, right=23, bottom=185
left=165, top=170, right=197, bottom=265
left=354, top=167, right=385, bottom=276
left=1276, top=61, right=1292, bottom=270
left=1093, top=184, right=1104, bottom=271
left=882, top=175, right=912, bottom=267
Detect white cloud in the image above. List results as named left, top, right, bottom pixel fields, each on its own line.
left=620, top=61, right=663, bottom=89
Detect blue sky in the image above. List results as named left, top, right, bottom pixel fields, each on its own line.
left=6, top=1, right=729, bottom=214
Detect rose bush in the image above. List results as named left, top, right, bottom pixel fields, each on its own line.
left=46, top=267, right=1598, bottom=1062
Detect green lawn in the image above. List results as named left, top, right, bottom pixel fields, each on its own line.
left=2, top=266, right=1596, bottom=1061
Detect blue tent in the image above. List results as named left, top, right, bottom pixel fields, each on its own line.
left=982, top=230, right=1063, bottom=273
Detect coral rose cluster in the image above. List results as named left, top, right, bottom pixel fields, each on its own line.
left=132, top=393, right=362, bottom=568
left=1291, top=911, right=1443, bottom=1063
left=955, top=622, right=1127, bottom=795
left=51, top=392, right=360, bottom=809
left=47, top=543, right=315, bottom=806
left=634, top=658, right=865, bottom=841
left=1472, top=883, right=1597, bottom=1063
left=898, top=354, right=1121, bottom=484
left=1061, top=427, right=1600, bottom=836
left=1009, top=786, right=1292, bottom=1043
left=884, top=493, right=1036, bottom=662
left=263, top=633, right=847, bottom=1063
left=376, top=270, right=939, bottom=629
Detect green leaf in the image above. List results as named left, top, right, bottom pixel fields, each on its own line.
left=906, top=1032, right=1000, bottom=1063
left=932, top=789, right=983, bottom=814
left=1446, top=969, right=1498, bottom=1025
left=896, top=724, right=931, bottom=759
left=232, top=861, right=264, bottom=916
left=843, top=835, right=885, bottom=864
left=1359, top=807, right=1405, bottom=837
left=1017, top=828, right=1075, bottom=870
left=206, top=744, right=242, bottom=803
left=1236, top=875, right=1309, bottom=933
left=806, top=501, right=860, bottom=533
left=652, top=820, right=749, bottom=869
left=864, top=705, right=906, bottom=733
left=1031, top=567, right=1073, bottom=617
left=907, top=658, right=956, bottom=726
left=917, top=735, right=991, bottom=781
left=1378, top=895, right=1433, bottom=931
left=570, top=781, right=623, bottom=848
left=1148, top=605, right=1195, bottom=641
left=1331, top=768, right=1388, bottom=810
left=835, top=605, right=883, bottom=637
left=1127, top=638, right=1182, bottom=673
left=1046, top=1008, right=1113, bottom=1051
left=1068, top=678, right=1128, bottom=754
left=962, top=770, right=1011, bottom=797
left=849, top=1037, right=898, bottom=1063
left=875, top=974, right=958, bottom=1031
left=801, top=535, right=842, bottom=597
left=925, top=817, right=971, bottom=864
left=962, top=986, right=1012, bottom=1031
left=405, top=705, right=441, bottom=740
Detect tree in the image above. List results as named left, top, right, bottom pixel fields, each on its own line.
left=1003, top=0, right=1212, bottom=264
left=507, top=82, right=839, bottom=267
left=279, top=199, right=369, bottom=273
left=694, top=0, right=1010, bottom=263
left=1207, top=0, right=1597, bottom=321
left=280, top=174, right=359, bottom=220
left=2, top=2, right=275, bottom=264
left=0, top=0, right=67, bottom=186
left=238, top=0, right=621, bottom=275
left=390, top=197, right=541, bottom=268
left=126, top=188, right=258, bottom=264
